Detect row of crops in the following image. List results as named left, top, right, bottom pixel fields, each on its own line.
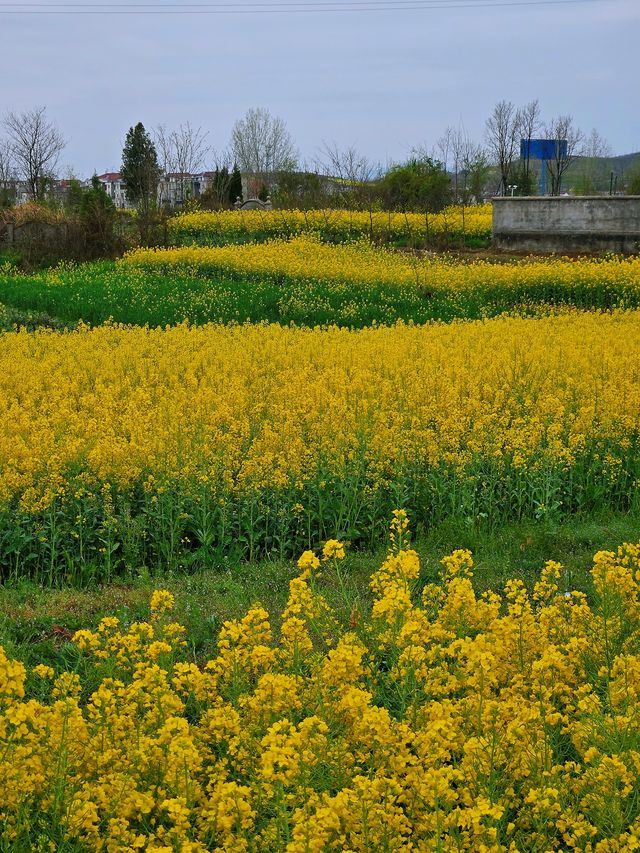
left=0, top=312, right=637, bottom=582
left=167, top=204, right=494, bottom=247
left=2, top=235, right=639, bottom=328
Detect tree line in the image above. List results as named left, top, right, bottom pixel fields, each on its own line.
left=1, top=102, right=639, bottom=221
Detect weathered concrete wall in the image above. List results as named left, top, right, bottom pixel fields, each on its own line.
left=1, top=220, right=69, bottom=246
left=492, top=197, right=640, bottom=254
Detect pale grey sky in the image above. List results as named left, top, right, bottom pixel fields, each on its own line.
left=1, top=0, right=638, bottom=177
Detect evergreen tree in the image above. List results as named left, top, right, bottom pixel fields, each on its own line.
left=121, top=122, right=161, bottom=214
left=228, top=163, right=243, bottom=205
left=65, top=175, right=117, bottom=257
left=214, top=166, right=229, bottom=203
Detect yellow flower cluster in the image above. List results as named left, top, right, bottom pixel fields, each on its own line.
left=123, top=233, right=640, bottom=302
left=3, top=517, right=640, bottom=850
left=168, top=204, right=493, bottom=245
left=0, top=309, right=638, bottom=538
left=0, top=312, right=638, bottom=518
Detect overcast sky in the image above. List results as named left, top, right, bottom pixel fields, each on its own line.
left=1, top=0, right=638, bottom=177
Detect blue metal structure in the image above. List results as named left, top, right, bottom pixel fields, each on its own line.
left=520, top=139, right=568, bottom=195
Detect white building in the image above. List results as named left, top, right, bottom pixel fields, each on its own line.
left=96, top=173, right=133, bottom=209
left=159, top=172, right=216, bottom=208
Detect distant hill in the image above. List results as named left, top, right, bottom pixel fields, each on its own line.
left=605, top=151, right=640, bottom=171
left=533, top=150, right=639, bottom=195
left=563, top=151, right=640, bottom=193
left=482, top=151, right=640, bottom=196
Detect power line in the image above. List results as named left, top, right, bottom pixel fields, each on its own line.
left=0, top=0, right=610, bottom=12
left=0, top=0, right=611, bottom=4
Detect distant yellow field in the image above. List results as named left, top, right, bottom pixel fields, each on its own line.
left=168, top=203, right=493, bottom=245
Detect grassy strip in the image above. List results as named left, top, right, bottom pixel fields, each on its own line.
left=2, top=512, right=637, bottom=672
left=1, top=258, right=640, bottom=329
left=0, top=262, right=445, bottom=327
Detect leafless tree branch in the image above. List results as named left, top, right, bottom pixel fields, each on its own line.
left=3, top=106, right=66, bottom=200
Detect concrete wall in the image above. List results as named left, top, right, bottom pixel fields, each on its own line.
left=1, top=221, right=69, bottom=246
left=492, top=197, right=640, bottom=254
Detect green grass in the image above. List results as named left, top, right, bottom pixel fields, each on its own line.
left=2, top=512, right=638, bottom=672
left=1, top=442, right=638, bottom=588
left=1, top=259, right=639, bottom=330
left=0, top=261, right=447, bottom=328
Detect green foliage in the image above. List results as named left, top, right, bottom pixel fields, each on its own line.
left=64, top=178, right=85, bottom=213
left=229, top=162, right=243, bottom=205
left=512, top=164, right=536, bottom=196
left=0, top=446, right=636, bottom=586
left=84, top=178, right=117, bottom=252
left=198, top=165, right=244, bottom=210
left=121, top=122, right=165, bottom=245
left=571, top=160, right=612, bottom=196
left=382, top=157, right=451, bottom=213
left=271, top=170, right=329, bottom=209
left=198, top=168, right=229, bottom=210
left=1, top=256, right=640, bottom=331
left=0, top=185, right=16, bottom=210
left=70, top=176, right=118, bottom=256
left=121, top=122, right=161, bottom=214
left=628, top=168, right=640, bottom=195
left=461, top=151, right=492, bottom=203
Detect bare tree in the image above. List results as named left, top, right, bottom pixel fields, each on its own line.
left=436, top=126, right=488, bottom=202
left=460, top=141, right=491, bottom=204
left=316, top=141, right=379, bottom=209
left=155, top=122, right=210, bottom=176
left=485, top=100, right=520, bottom=195
left=231, top=108, right=297, bottom=193
left=0, top=139, right=15, bottom=184
left=575, top=128, right=611, bottom=194
left=450, top=127, right=468, bottom=202
left=154, top=122, right=209, bottom=206
left=0, top=140, right=14, bottom=184
left=435, top=126, right=468, bottom=200
left=317, top=141, right=375, bottom=184
left=544, top=115, right=584, bottom=195
left=435, top=127, right=453, bottom=177
left=516, top=99, right=542, bottom=193
left=0, top=139, right=17, bottom=207
left=3, top=106, right=66, bottom=201
left=583, top=128, right=611, bottom=161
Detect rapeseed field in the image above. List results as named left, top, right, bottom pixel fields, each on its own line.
left=2, top=237, right=639, bottom=329
left=1, top=201, right=639, bottom=851
left=2, top=514, right=640, bottom=850
left=168, top=204, right=493, bottom=247
left=0, top=312, right=637, bottom=581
